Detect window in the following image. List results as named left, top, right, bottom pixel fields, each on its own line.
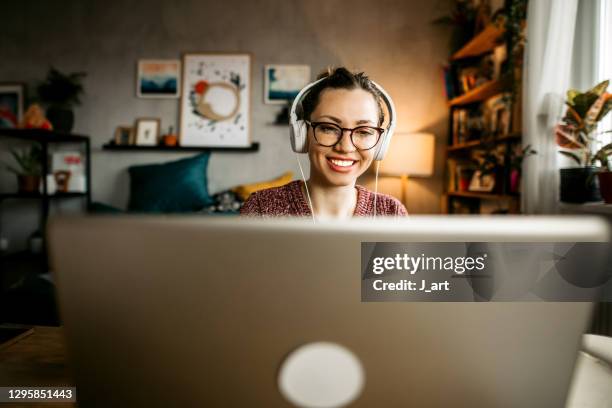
left=597, top=0, right=612, bottom=146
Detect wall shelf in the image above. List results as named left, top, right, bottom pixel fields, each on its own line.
left=451, top=23, right=505, bottom=61
left=102, top=142, right=260, bottom=152
left=448, top=79, right=505, bottom=106
left=0, top=128, right=89, bottom=142
left=448, top=133, right=521, bottom=153
left=447, top=191, right=519, bottom=200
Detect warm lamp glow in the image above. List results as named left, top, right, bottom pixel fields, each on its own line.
left=378, top=132, right=435, bottom=209
left=379, top=132, right=435, bottom=177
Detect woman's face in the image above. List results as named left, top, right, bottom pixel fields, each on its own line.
left=307, top=88, right=381, bottom=187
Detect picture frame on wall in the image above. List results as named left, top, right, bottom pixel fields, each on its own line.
left=264, top=64, right=311, bottom=105
left=136, top=60, right=181, bottom=98
left=0, top=83, right=25, bottom=128
left=114, top=126, right=135, bottom=145
left=134, top=118, right=160, bottom=146
left=179, top=53, right=250, bottom=147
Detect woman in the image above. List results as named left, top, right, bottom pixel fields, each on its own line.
left=241, top=67, right=407, bottom=219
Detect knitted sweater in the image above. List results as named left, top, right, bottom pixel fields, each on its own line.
left=240, top=180, right=408, bottom=217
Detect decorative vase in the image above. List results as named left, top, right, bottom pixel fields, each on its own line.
left=559, top=167, right=602, bottom=203
left=46, top=106, right=74, bottom=133
left=597, top=171, right=612, bottom=204
left=17, top=175, right=41, bottom=193
left=509, top=169, right=521, bottom=194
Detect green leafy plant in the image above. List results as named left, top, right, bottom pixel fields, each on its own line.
left=556, top=80, right=612, bottom=170
left=5, top=144, right=43, bottom=176
left=510, top=144, right=537, bottom=170
left=37, top=67, right=86, bottom=108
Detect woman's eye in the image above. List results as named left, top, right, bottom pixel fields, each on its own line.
left=320, top=125, right=339, bottom=134
left=355, top=128, right=376, bottom=137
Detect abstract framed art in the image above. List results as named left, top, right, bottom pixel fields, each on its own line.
left=136, top=60, right=181, bottom=98
left=179, top=53, right=250, bottom=147
left=264, top=64, right=310, bottom=105
left=0, top=83, right=25, bottom=128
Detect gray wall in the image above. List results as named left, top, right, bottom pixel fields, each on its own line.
left=1, top=0, right=451, bottom=217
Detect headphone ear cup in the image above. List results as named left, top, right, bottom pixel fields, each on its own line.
left=290, top=120, right=309, bottom=153
left=373, top=130, right=392, bottom=161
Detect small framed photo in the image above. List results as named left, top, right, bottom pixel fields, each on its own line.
left=134, top=118, right=161, bottom=146
left=264, top=64, right=311, bottom=105
left=114, top=126, right=135, bottom=145
left=0, top=83, right=25, bottom=128
left=468, top=170, right=496, bottom=192
left=137, top=59, right=181, bottom=98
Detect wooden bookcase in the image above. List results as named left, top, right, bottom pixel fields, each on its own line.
left=442, top=20, right=524, bottom=215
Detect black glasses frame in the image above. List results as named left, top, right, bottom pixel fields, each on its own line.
left=306, top=121, right=384, bottom=151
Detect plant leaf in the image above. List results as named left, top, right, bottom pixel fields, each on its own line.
left=567, top=89, right=580, bottom=106
left=589, top=80, right=609, bottom=96
left=559, top=150, right=582, bottom=165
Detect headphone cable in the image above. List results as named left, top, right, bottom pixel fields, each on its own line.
left=373, top=161, right=380, bottom=221
left=295, top=153, right=316, bottom=224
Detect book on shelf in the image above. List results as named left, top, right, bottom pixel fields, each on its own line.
left=447, top=159, right=476, bottom=192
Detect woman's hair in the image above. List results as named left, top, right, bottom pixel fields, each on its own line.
left=300, top=67, right=384, bottom=126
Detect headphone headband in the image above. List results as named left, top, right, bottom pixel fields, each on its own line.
left=289, top=75, right=396, bottom=161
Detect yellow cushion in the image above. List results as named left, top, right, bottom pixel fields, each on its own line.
left=233, top=171, right=294, bottom=201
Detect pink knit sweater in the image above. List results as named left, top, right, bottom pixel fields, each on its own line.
left=240, top=180, right=408, bottom=217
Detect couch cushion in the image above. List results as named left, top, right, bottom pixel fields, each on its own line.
left=233, top=171, right=293, bottom=201
left=128, top=153, right=213, bottom=213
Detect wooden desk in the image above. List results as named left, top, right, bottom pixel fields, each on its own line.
left=0, top=325, right=75, bottom=407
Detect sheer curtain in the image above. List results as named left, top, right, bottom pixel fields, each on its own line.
left=523, top=0, right=610, bottom=335
left=522, top=0, right=580, bottom=214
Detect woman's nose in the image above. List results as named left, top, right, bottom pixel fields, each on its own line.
left=334, top=130, right=356, bottom=152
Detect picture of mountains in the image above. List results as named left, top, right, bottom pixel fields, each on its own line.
left=140, top=77, right=178, bottom=95
left=137, top=60, right=181, bottom=98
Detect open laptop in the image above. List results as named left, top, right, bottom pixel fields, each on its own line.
left=48, top=216, right=609, bottom=407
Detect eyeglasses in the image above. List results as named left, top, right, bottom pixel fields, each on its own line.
left=306, top=121, right=384, bottom=151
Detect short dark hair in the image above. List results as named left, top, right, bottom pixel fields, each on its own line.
left=299, top=67, right=384, bottom=126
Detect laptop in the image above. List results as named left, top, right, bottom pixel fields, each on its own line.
left=48, top=215, right=609, bottom=407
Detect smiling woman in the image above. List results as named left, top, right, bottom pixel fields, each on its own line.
left=241, top=67, right=407, bottom=220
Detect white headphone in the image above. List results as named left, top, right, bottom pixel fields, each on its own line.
left=289, top=77, right=397, bottom=161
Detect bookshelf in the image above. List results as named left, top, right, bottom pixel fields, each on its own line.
left=442, top=17, right=525, bottom=215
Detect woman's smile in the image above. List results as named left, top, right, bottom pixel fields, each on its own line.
left=326, top=156, right=359, bottom=172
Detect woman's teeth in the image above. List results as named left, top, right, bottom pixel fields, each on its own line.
left=329, top=159, right=355, bottom=167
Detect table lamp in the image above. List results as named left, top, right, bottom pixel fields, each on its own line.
left=378, top=132, right=435, bottom=207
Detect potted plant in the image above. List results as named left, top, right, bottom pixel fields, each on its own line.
left=37, top=67, right=86, bottom=132
left=556, top=80, right=612, bottom=203
left=593, top=143, right=612, bottom=203
left=509, top=144, right=536, bottom=194
left=5, top=144, right=43, bottom=193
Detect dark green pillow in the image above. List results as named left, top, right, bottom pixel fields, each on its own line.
left=128, top=153, right=213, bottom=213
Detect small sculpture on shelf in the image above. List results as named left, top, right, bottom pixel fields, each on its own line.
left=19, top=104, right=53, bottom=130
left=161, top=126, right=178, bottom=147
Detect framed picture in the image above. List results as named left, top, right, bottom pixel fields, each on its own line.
left=468, top=170, right=496, bottom=192
left=264, top=64, right=311, bottom=105
left=179, top=53, right=250, bottom=147
left=134, top=118, right=160, bottom=146
left=136, top=60, right=181, bottom=98
left=114, top=126, right=135, bottom=145
left=0, top=83, right=25, bottom=128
